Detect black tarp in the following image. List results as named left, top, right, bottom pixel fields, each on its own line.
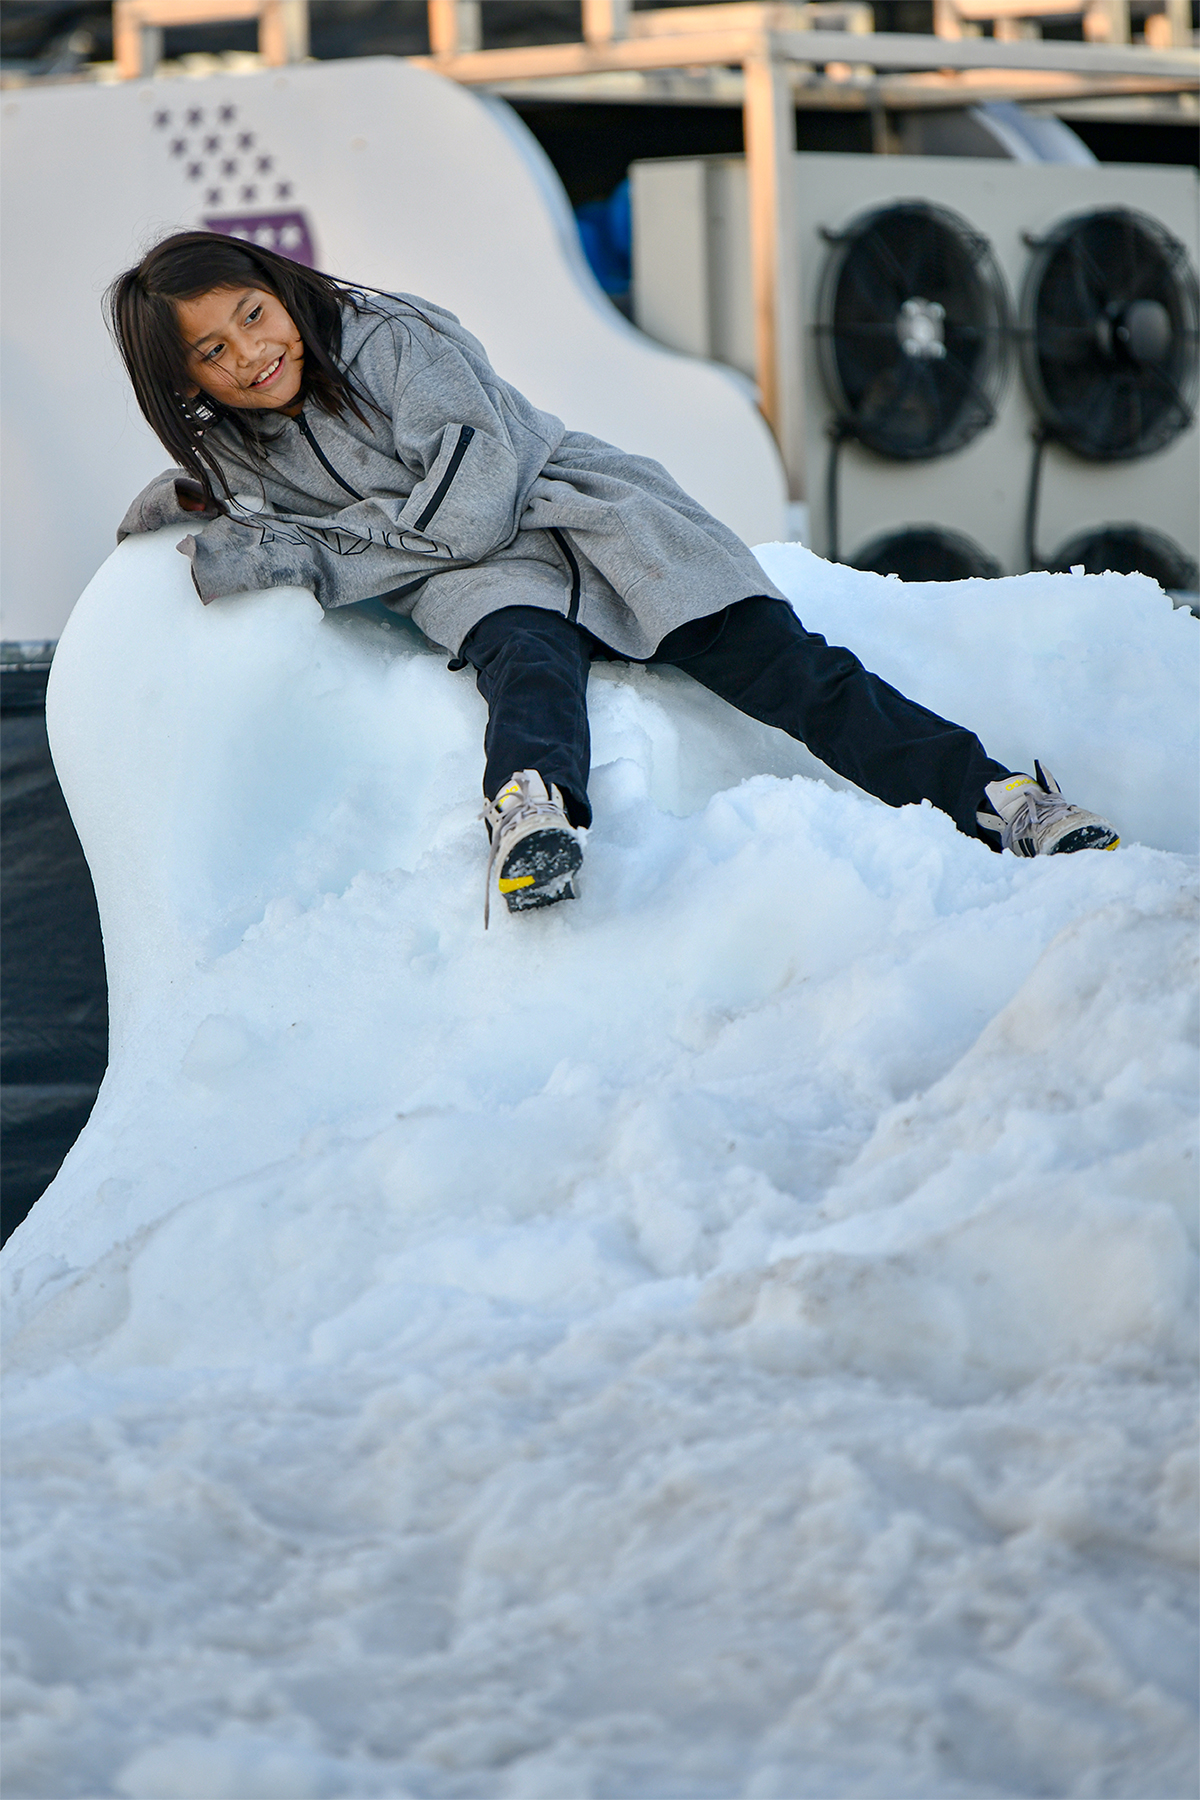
left=1, top=657, right=108, bottom=1244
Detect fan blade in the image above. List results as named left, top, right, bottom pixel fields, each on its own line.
left=1066, top=234, right=1106, bottom=322
left=1114, top=214, right=1143, bottom=312
left=1035, top=324, right=1103, bottom=367
left=893, top=220, right=938, bottom=299
left=1082, top=378, right=1120, bottom=455
left=841, top=252, right=901, bottom=328
left=942, top=347, right=996, bottom=427
left=920, top=359, right=954, bottom=448
left=1076, top=219, right=1157, bottom=315
left=1145, top=360, right=1191, bottom=425
left=1129, top=376, right=1144, bottom=448
left=1105, top=374, right=1136, bottom=455
left=1078, top=230, right=1119, bottom=303
left=860, top=228, right=912, bottom=304
left=829, top=322, right=908, bottom=336
left=861, top=354, right=930, bottom=449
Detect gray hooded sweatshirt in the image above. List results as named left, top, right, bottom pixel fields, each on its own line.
left=118, top=293, right=785, bottom=659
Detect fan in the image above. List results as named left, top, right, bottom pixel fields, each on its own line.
left=853, top=527, right=1002, bottom=583
left=816, top=201, right=1012, bottom=463
left=1048, top=525, right=1199, bottom=597
left=1020, top=208, right=1200, bottom=462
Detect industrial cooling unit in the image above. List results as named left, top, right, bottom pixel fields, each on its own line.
left=631, top=154, right=1199, bottom=589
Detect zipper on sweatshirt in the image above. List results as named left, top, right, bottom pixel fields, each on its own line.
left=551, top=527, right=581, bottom=624
left=296, top=412, right=365, bottom=501
left=414, top=424, right=475, bottom=532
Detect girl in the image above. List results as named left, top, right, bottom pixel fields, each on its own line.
left=108, top=232, right=1117, bottom=921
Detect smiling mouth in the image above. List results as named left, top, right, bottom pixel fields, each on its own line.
left=250, top=354, right=285, bottom=388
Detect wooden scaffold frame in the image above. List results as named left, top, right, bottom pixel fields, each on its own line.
left=110, top=0, right=1199, bottom=505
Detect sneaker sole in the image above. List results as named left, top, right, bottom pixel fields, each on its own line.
left=498, top=827, right=583, bottom=914
left=1047, top=824, right=1121, bottom=855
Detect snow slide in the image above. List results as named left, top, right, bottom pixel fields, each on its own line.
left=3, top=534, right=1197, bottom=1798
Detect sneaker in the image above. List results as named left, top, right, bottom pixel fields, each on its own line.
left=977, top=762, right=1120, bottom=858
left=482, top=771, right=583, bottom=926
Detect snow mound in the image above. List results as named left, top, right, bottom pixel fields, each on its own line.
left=3, top=534, right=1197, bottom=1798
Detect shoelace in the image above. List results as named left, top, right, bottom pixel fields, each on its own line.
left=481, top=782, right=566, bottom=928
left=994, top=781, right=1075, bottom=855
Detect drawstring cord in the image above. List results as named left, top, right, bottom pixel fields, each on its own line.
left=481, top=799, right=502, bottom=930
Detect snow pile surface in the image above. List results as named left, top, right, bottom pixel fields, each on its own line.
left=3, top=537, right=1197, bottom=1799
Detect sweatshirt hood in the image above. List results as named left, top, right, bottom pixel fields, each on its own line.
left=336, top=294, right=433, bottom=371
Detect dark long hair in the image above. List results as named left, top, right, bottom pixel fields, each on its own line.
left=106, top=231, right=379, bottom=506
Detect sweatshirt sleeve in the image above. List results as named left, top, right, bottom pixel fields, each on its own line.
left=180, top=511, right=445, bottom=608
left=117, top=469, right=219, bottom=542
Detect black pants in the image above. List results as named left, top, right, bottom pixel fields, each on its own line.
left=460, top=599, right=1009, bottom=841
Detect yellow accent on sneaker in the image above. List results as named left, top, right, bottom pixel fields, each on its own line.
left=498, top=874, right=536, bottom=893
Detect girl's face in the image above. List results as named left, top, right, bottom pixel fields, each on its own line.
left=176, top=284, right=305, bottom=412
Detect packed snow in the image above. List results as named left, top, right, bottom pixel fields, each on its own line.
left=3, top=532, right=1197, bottom=1800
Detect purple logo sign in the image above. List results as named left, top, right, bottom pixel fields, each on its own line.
left=203, top=210, right=316, bottom=267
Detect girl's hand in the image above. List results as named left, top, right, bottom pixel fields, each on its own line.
left=118, top=471, right=216, bottom=542
left=174, top=477, right=210, bottom=514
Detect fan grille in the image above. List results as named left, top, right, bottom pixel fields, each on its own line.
left=816, top=201, right=1011, bottom=461
left=853, top=527, right=1002, bottom=582
left=1021, top=209, right=1200, bottom=461
left=1049, top=526, right=1198, bottom=593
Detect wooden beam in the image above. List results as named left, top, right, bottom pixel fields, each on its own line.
left=582, top=0, right=632, bottom=43
left=259, top=0, right=308, bottom=64
left=113, top=5, right=146, bottom=76
left=116, top=0, right=262, bottom=23
left=480, top=64, right=1193, bottom=105
left=1082, top=0, right=1132, bottom=40
left=427, top=1, right=481, bottom=58
left=410, top=25, right=1196, bottom=83
left=743, top=49, right=805, bottom=499
left=949, top=0, right=1105, bottom=17
left=1164, top=0, right=1192, bottom=46
left=870, top=66, right=1190, bottom=96
left=769, top=22, right=1182, bottom=66
left=630, top=1, right=874, bottom=31
left=630, top=2, right=812, bottom=31
left=112, top=0, right=307, bottom=76
left=412, top=26, right=759, bottom=81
